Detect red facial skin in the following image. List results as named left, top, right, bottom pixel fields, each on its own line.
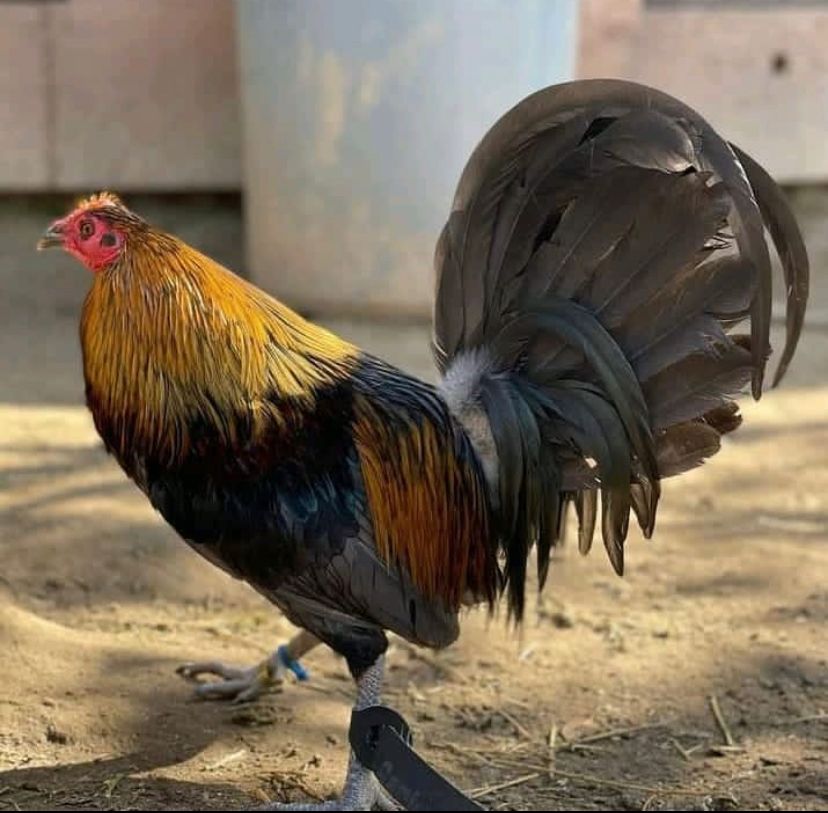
left=50, top=212, right=125, bottom=272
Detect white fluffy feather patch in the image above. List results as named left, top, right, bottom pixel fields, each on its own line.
left=439, top=349, right=499, bottom=497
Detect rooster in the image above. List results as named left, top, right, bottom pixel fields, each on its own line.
left=39, top=80, right=807, bottom=810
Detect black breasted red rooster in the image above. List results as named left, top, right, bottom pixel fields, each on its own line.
left=39, top=80, right=808, bottom=810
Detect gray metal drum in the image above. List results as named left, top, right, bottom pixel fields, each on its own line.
left=237, top=0, right=578, bottom=316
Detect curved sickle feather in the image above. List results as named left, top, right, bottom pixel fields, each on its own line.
left=729, top=143, right=810, bottom=387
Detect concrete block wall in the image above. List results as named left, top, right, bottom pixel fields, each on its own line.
left=0, top=4, right=51, bottom=188
left=578, top=0, right=828, bottom=183
left=0, top=0, right=240, bottom=191
left=4, top=1, right=825, bottom=192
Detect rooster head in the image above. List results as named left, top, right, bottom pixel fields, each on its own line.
left=37, top=192, right=139, bottom=272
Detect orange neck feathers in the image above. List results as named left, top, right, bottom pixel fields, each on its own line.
left=80, top=228, right=357, bottom=465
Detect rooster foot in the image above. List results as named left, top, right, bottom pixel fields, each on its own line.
left=261, top=759, right=400, bottom=811
left=177, top=630, right=318, bottom=703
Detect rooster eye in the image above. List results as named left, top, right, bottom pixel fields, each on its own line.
left=79, top=220, right=94, bottom=240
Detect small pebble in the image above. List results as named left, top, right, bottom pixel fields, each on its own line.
left=46, top=724, right=69, bottom=744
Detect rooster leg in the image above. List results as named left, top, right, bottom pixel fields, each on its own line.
left=264, top=656, right=400, bottom=811
left=177, top=630, right=320, bottom=703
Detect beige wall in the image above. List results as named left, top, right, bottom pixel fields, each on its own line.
left=3, top=1, right=825, bottom=191
left=0, top=0, right=240, bottom=191
left=578, top=0, right=828, bottom=183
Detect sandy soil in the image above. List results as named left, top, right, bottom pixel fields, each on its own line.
left=0, top=194, right=826, bottom=811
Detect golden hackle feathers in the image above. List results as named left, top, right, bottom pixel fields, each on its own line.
left=81, top=228, right=357, bottom=466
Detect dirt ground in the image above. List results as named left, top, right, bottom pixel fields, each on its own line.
left=0, top=192, right=826, bottom=811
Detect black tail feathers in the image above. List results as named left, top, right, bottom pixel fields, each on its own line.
left=434, top=79, right=809, bottom=619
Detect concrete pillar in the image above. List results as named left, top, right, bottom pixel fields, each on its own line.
left=236, top=0, right=579, bottom=316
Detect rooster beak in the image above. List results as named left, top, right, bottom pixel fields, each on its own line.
left=37, top=222, right=65, bottom=251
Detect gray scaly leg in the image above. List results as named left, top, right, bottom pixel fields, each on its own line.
left=263, top=656, right=399, bottom=811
